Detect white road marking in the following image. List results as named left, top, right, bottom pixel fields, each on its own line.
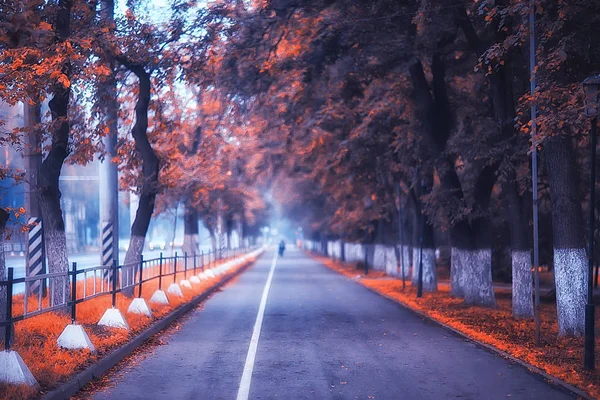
left=236, top=252, right=278, bottom=400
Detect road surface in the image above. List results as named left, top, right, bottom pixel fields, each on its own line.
left=90, top=248, right=573, bottom=400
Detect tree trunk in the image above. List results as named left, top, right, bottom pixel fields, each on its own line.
left=544, top=135, right=587, bottom=336
left=504, top=178, right=534, bottom=318
left=452, top=219, right=496, bottom=307
left=412, top=220, right=437, bottom=292
left=182, top=205, right=199, bottom=255
left=122, top=65, right=158, bottom=296
left=209, top=227, right=217, bottom=253
left=410, top=57, right=496, bottom=305
left=39, top=0, right=73, bottom=309
left=0, top=208, right=8, bottom=329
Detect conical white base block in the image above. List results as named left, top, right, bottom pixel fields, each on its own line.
left=57, top=324, right=95, bottom=352
left=98, top=307, right=130, bottom=330
left=167, top=283, right=183, bottom=297
left=189, top=276, right=201, bottom=284
left=198, top=272, right=208, bottom=280
left=127, top=298, right=153, bottom=317
left=0, top=351, right=38, bottom=387
left=205, top=269, right=216, bottom=278
left=180, top=279, right=192, bottom=289
left=150, top=289, right=169, bottom=304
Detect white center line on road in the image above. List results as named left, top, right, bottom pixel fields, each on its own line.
left=236, top=252, right=278, bottom=400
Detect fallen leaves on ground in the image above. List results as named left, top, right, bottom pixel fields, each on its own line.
left=2, top=255, right=256, bottom=400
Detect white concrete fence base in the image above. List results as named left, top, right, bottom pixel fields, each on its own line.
left=197, top=272, right=208, bottom=280
left=150, top=289, right=169, bottom=304
left=98, top=307, right=130, bottom=330
left=205, top=269, right=216, bottom=278
left=56, top=324, right=96, bottom=352
left=0, top=350, right=38, bottom=387
left=189, top=276, right=201, bottom=284
left=167, top=283, right=184, bottom=297
left=127, top=298, right=153, bottom=318
left=180, top=279, right=192, bottom=289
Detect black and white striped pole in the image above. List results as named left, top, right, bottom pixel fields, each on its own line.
left=101, top=222, right=115, bottom=280
left=26, top=217, right=46, bottom=297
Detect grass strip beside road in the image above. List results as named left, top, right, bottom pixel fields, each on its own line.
left=0, top=253, right=261, bottom=400
left=313, top=254, right=600, bottom=400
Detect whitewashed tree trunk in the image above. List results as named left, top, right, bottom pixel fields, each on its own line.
left=450, top=247, right=466, bottom=298
left=462, top=248, right=496, bottom=307
left=123, top=235, right=145, bottom=290
left=400, top=245, right=410, bottom=280
left=545, top=134, right=587, bottom=336
left=421, top=248, right=437, bottom=292
left=554, top=248, right=587, bottom=336
left=182, top=234, right=199, bottom=256
left=45, top=228, right=70, bottom=307
left=411, top=247, right=437, bottom=291
left=512, top=250, right=534, bottom=318
left=411, top=247, right=420, bottom=286
left=210, top=229, right=217, bottom=253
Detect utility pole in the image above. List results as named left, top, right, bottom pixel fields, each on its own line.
left=23, top=103, right=46, bottom=297
left=99, top=0, right=119, bottom=277
left=530, top=0, right=542, bottom=347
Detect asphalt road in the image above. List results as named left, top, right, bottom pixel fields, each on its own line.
left=91, top=248, right=574, bottom=400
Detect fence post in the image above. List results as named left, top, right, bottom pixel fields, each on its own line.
left=193, top=252, right=197, bottom=275
left=159, top=252, right=163, bottom=290
left=364, top=246, right=369, bottom=275
left=173, top=252, right=178, bottom=284
left=201, top=250, right=204, bottom=271
left=5, top=268, right=14, bottom=350
left=138, top=255, right=144, bottom=298
left=112, top=260, right=117, bottom=308
left=71, top=262, right=77, bottom=324
left=184, top=252, right=188, bottom=279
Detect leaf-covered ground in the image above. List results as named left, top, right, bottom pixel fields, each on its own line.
left=0, top=255, right=257, bottom=400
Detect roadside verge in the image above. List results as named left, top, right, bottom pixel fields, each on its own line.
left=25, top=250, right=260, bottom=399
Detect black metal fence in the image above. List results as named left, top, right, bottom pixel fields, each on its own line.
left=0, top=246, right=258, bottom=351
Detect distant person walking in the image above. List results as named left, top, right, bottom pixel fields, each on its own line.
left=278, top=240, right=286, bottom=257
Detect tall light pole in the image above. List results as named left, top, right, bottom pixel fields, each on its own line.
left=582, top=74, right=600, bottom=371
left=529, top=0, right=542, bottom=347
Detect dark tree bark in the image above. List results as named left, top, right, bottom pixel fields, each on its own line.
left=122, top=64, right=159, bottom=296
left=182, top=204, right=199, bottom=255
left=544, top=135, right=587, bottom=336
left=39, top=0, right=73, bottom=309
left=410, top=57, right=496, bottom=306
left=0, top=208, right=9, bottom=329
left=504, top=176, right=534, bottom=318
left=457, top=6, right=533, bottom=316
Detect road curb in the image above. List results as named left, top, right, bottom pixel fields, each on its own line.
left=315, top=256, right=594, bottom=400
left=41, top=254, right=262, bottom=400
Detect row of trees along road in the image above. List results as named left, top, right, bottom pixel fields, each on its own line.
left=213, top=0, right=600, bottom=338
left=1, top=0, right=599, bottom=338
left=0, top=1, right=267, bottom=303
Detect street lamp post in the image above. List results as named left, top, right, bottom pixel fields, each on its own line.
left=583, top=74, right=600, bottom=371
